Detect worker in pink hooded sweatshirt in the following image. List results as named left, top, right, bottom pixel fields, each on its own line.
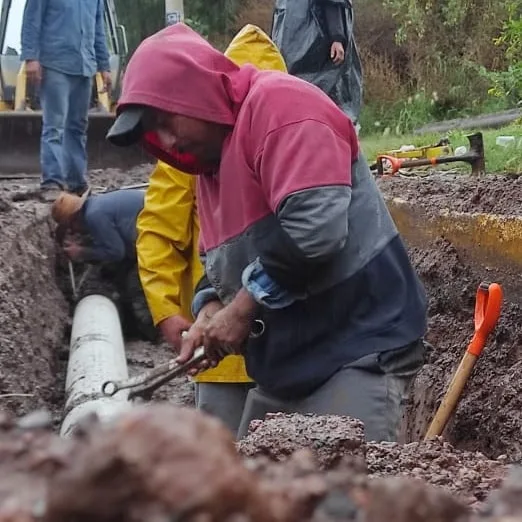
left=106, top=23, right=428, bottom=441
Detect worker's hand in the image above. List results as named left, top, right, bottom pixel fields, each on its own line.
left=26, top=60, right=42, bottom=84
left=63, top=240, right=84, bottom=262
left=159, top=315, right=193, bottom=351
left=203, top=289, right=258, bottom=361
left=177, top=300, right=224, bottom=371
left=330, top=42, right=345, bottom=65
left=100, top=71, right=112, bottom=93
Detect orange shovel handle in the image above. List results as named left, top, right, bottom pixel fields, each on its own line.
left=377, top=155, right=403, bottom=175
left=424, top=281, right=503, bottom=440
left=466, top=282, right=503, bottom=357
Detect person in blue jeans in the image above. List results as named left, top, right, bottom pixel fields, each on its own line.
left=21, top=0, right=112, bottom=202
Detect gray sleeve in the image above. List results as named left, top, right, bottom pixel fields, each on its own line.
left=322, top=1, right=347, bottom=46
left=276, top=185, right=351, bottom=261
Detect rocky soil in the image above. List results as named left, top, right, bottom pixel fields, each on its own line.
left=0, top=406, right=516, bottom=522
left=238, top=413, right=506, bottom=509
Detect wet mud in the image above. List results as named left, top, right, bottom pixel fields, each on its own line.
left=239, top=413, right=366, bottom=468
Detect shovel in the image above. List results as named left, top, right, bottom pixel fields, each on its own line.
left=424, top=281, right=503, bottom=440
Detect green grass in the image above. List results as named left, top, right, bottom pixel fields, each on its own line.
left=359, top=124, right=522, bottom=175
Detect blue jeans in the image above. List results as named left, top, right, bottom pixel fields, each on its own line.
left=40, top=67, right=92, bottom=191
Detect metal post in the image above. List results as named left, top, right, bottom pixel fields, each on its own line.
left=165, top=0, right=184, bottom=26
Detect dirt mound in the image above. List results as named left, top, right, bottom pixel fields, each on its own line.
left=238, top=413, right=365, bottom=469
left=0, top=405, right=519, bottom=522
left=45, top=406, right=267, bottom=522
left=0, top=198, right=68, bottom=425
left=0, top=406, right=330, bottom=522
left=365, top=440, right=505, bottom=506
left=377, top=173, right=522, bottom=215
left=238, top=413, right=506, bottom=508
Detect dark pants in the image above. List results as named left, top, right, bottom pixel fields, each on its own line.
left=123, top=264, right=157, bottom=342
left=102, top=261, right=157, bottom=342
left=236, top=340, right=426, bottom=441
left=195, top=382, right=255, bottom=437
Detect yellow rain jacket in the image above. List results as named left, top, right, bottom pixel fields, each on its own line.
left=136, top=24, right=287, bottom=383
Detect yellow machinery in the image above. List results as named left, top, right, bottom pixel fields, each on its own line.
left=0, top=0, right=148, bottom=174
left=376, top=138, right=453, bottom=162
left=372, top=134, right=485, bottom=177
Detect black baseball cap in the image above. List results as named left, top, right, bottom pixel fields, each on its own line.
left=106, top=106, right=146, bottom=147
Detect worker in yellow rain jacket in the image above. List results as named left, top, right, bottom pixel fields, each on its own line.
left=135, top=25, right=288, bottom=436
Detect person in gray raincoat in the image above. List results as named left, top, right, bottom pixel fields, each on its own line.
left=271, top=0, right=363, bottom=124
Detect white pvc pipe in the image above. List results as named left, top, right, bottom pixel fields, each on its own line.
left=60, top=294, right=132, bottom=438
left=165, top=0, right=184, bottom=25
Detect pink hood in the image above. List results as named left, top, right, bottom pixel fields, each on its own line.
left=118, top=23, right=257, bottom=173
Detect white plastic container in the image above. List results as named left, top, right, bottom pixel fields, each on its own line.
left=454, top=145, right=467, bottom=156
left=496, top=136, right=516, bottom=148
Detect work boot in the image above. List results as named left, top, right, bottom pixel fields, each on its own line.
left=39, top=183, right=62, bottom=203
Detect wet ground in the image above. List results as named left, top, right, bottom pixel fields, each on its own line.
left=0, top=167, right=521, bottom=519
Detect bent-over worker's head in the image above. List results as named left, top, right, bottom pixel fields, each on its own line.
left=106, top=23, right=252, bottom=174
left=51, top=191, right=89, bottom=229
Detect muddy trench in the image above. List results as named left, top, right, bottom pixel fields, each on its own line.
left=0, top=168, right=194, bottom=426
left=380, top=173, right=522, bottom=461
left=0, top=168, right=521, bottom=520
